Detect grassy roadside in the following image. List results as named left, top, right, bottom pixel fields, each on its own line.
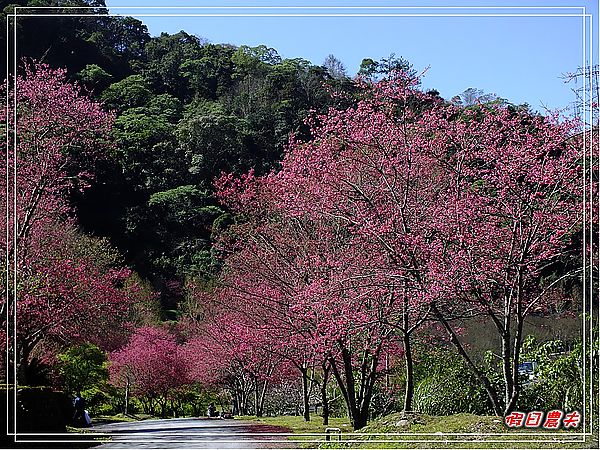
left=238, top=414, right=353, bottom=446
left=343, top=412, right=594, bottom=449
left=67, top=412, right=156, bottom=431
left=238, top=414, right=352, bottom=432
left=242, top=413, right=597, bottom=449
left=92, top=412, right=155, bottom=424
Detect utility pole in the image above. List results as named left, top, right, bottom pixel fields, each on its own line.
left=562, top=65, right=600, bottom=128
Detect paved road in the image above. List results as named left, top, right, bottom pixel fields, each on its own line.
left=92, top=418, right=298, bottom=449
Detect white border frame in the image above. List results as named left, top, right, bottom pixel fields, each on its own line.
left=3, top=3, right=597, bottom=449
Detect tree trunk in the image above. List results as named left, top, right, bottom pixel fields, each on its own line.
left=124, top=380, right=129, bottom=415
left=505, top=312, right=525, bottom=414
left=357, top=357, right=378, bottom=429
left=232, top=392, right=239, bottom=416
left=258, top=379, right=269, bottom=417
left=300, top=366, right=310, bottom=422
left=16, top=342, right=32, bottom=386
left=501, top=328, right=513, bottom=411
left=501, top=290, right=514, bottom=412
left=352, top=408, right=369, bottom=430
left=402, top=331, right=414, bottom=412
left=329, top=345, right=377, bottom=430
left=254, top=379, right=262, bottom=417
left=158, top=397, right=167, bottom=418
left=321, top=360, right=331, bottom=426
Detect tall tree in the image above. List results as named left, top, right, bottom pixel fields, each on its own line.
left=2, top=1, right=149, bottom=81
left=215, top=73, right=589, bottom=420
left=109, top=326, right=191, bottom=417
left=427, top=105, right=586, bottom=415
left=323, top=54, right=347, bottom=80
left=267, top=75, right=446, bottom=413
left=0, top=61, right=135, bottom=383
left=215, top=169, right=401, bottom=429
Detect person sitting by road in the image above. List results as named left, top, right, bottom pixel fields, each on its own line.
left=73, top=391, right=87, bottom=427
left=207, top=403, right=216, bottom=418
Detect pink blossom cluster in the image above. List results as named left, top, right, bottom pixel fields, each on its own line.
left=213, top=72, right=590, bottom=418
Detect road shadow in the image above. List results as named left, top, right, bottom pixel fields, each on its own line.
left=91, top=418, right=298, bottom=449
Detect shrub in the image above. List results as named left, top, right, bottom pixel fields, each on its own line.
left=413, top=349, right=494, bottom=415
left=517, top=336, right=584, bottom=412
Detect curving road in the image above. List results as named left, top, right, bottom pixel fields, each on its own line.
left=92, top=418, right=298, bottom=449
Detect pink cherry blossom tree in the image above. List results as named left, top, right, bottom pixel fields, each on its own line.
left=17, top=225, right=134, bottom=380
left=110, top=326, right=191, bottom=417
left=184, top=309, right=283, bottom=417
left=256, top=74, right=449, bottom=414
left=0, top=61, right=135, bottom=384
left=215, top=71, right=589, bottom=421
left=423, top=104, right=587, bottom=415
left=216, top=169, right=403, bottom=429
left=1, top=61, right=114, bottom=272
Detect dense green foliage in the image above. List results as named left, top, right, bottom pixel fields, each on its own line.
left=3, top=1, right=361, bottom=310
left=57, top=343, right=108, bottom=395
left=413, top=348, right=495, bottom=416
left=2, top=2, right=439, bottom=319
left=517, top=336, right=586, bottom=412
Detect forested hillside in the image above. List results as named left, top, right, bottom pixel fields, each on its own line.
left=3, top=0, right=379, bottom=313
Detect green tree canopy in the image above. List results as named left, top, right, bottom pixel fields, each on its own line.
left=57, top=343, right=109, bottom=394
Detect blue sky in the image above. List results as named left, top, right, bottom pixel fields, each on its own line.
left=104, top=1, right=598, bottom=114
